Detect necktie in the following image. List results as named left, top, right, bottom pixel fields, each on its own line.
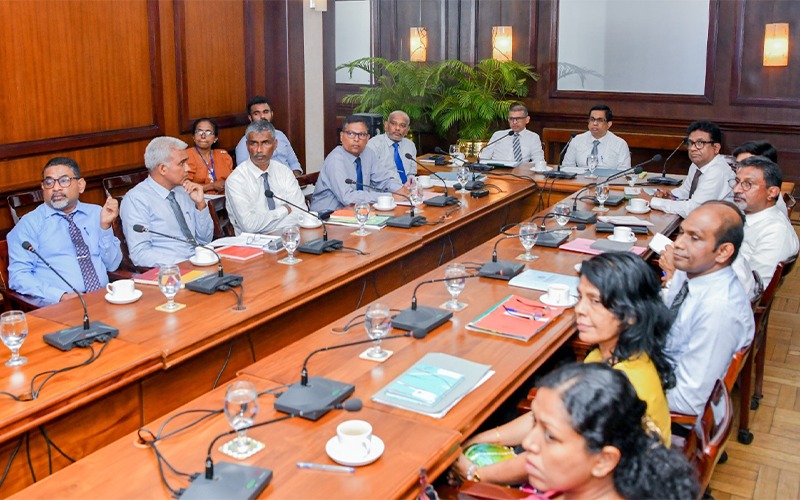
left=355, top=157, right=363, bottom=191
left=688, top=170, right=703, bottom=198
left=167, top=191, right=196, bottom=244
left=262, top=171, right=276, bottom=210
left=393, top=142, right=407, bottom=183
left=669, top=280, right=690, bottom=314
left=512, top=133, right=522, bottom=162
left=62, top=212, right=102, bottom=293
left=590, top=139, right=600, bottom=157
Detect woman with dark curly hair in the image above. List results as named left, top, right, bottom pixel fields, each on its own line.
left=522, top=362, right=697, bottom=499
left=452, top=253, right=675, bottom=486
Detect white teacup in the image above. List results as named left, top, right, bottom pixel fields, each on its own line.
left=194, top=246, right=217, bottom=264
left=452, top=152, right=466, bottom=161
left=630, top=198, right=649, bottom=211
left=305, top=211, right=320, bottom=225
left=336, top=419, right=372, bottom=458
left=106, top=279, right=136, bottom=299
left=417, top=176, right=433, bottom=188
left=613, top=226, right=633, bottom=241
left=533, top=160, right=548, bottom=171
left=547, top=284, right=571, bottom=305
left=375, top=194, right=394, bottom=210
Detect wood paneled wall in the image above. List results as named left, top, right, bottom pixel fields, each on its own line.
left=0, top=0, right=306, bottom=234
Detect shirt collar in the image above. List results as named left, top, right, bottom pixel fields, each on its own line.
left=745, top=203, right=780, bottom=225
left=43, top=200, right=87, bottom=219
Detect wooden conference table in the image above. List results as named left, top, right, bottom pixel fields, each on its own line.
left=13, top=186, right=682, bottom=498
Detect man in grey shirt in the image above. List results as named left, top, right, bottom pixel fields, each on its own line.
left=365, top=110, right=417, bottom=184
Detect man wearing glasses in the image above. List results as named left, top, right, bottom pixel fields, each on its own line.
left=311, top=115, right=403, bottom=212
left=478, top=103, right=544, bottom=164
left=562, top=104, right=631, bottom=170
left=644, top=120, right=735, bottom=218
left=7, top=157, right=122, bottom=304
left=366, top=110, right=417, bottom=184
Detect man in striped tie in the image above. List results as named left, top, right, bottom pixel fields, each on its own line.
left=478, top=103, right=545, bottom=165
left=366, top=110, right=417, bottom=185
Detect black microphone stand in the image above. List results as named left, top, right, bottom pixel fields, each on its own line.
left=647, top=140, right=684, bottom=186
left=344, top=179, right=427, bottom=228
left=263, top=190, right=343, bottom=254
left=405, top=153, right=459, bottom=206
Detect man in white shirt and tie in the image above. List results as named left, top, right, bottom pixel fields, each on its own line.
left=365, top=110, right=416, bottom=184
left=562, top=104, right=631, bottom=170
left=478, top=103, right=544, bottom=164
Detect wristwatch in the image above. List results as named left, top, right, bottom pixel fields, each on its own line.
left=467, top=464, right=481, bottom=482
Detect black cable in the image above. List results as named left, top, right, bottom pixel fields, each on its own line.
left=246, top=333, right=256, bottom=362
left=257, top=382, right=293, bottom=397
left=0, top=435, right=24, bottom=487
left=437, top=238, right=448, bottom=267
left=0, top=390, right=23, bottom=401
left=212, top=340, right=234, bottom=390
left=29, top=341, right=109, bottom=399
left=43, top=426, right=53, bottom=474
left=39, top=425, right=76, bottom=463
left=482, top=183, right=504, bottom=193
left=371, top=273, right=380, bottom=299
left=25, top=431, right=35, bottom=483
left=338, top=246, right=367, bottom=255
left=223, top=284, right=244, bottom=310
left=355, top=277, right=368, bottom=310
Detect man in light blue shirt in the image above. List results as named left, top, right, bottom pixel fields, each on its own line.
left=8, top=157, right=122, bottom=304
left=366, top=110, right=417, bottom=184
left=120, top=137, right=214, bottom=268
left=310, top=115, right=403, bottom=212
left=234, top=96, right=302, bottom=174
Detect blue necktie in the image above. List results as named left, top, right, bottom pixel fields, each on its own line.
left=355, top=157, right=363, bottom=191
left=393, top=142, right=407, bottom=183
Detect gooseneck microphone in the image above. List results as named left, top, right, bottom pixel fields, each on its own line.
left=434, top=147, right=485, bottom=190
left=21, top=241, right=119, bottom=350
left=647, top=140, right=683, bottom=186
left=405, top=153, right=459, bottom=207
left=391, top=274, right=480, bottom=333
left=132, top=224, right=243, bottom=294
left=477, top=130, right=515, bottom=160
left=274, top=331, right=424, bottom=420
left=262, top=190, right=343, bottom=254
left=545, top=134, right=579, bottom=179
left=344, top=179, right=427, bottom=228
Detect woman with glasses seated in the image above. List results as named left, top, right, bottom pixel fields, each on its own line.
left=186, top=117, right=233, bottom=194
left=451, top=252, right=675, bottom=487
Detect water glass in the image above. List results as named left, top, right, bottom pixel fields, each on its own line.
left=518, top=222, right=539, bottom=261
left=364, top=303, right=392, bottom=359
left=625, top=172, right=638, bottom=187
left=585, top=154, right=599, bottom=179
left=157, top=264, right=182, bottom=311
left=449, top=144, right=459, bottom=156
left=456, top=165, right=470, bottom=194
left=1, top=310, right=28, bottom=367
left=409, top=179, right=424, bottom=214
left=353, top=202, right=371, bottom=236
left=224, top=381, right=259, bottom=455
left=554, top=203, right=571, bottom=228
left=443, top=263, right=468, bottom=311
left=594, top=183, right=610, bottom=212
left=278, top=225, right=302, bottom=264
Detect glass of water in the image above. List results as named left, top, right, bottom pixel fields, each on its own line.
left=586, top=154, right=599, bottom=179
left=1, top=310, right=28, bottom=367
left=443, top=262, right=468, bottom=311
left=278, top=225, right=302, bottom=264
left=449, top=144, right=459, bottom=157
left=625, top=172, right=638, bottom=187
left=594, top=183, right=610, bottom=212
left=456, top=165, right=470, bottom=194
left=409, top=178, right=424, bottom=214
left=224, top=380, right=259, bottom=455
left=157, top=264, right=182, bottom=311
left=518, top=222, right=539, bottom=261
left=365, top=302, right=392, bottom=359
left=353, top=202, right=371, bottom=236
left=554, top=203, right=571, bottom=228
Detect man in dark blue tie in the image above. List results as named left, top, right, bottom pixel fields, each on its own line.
left=366, top=110, right=417, bottom=185
left=311, top=115, right=403, bottom=212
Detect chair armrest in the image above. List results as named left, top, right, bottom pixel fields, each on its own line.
left=458, top=481, right=530, bottom=500
left=1, top=289, right=49, bottom=311
left=670, top=412, right=697, bottom=426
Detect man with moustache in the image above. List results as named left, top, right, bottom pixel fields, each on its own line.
left=234, top=96, right=302, bottom=175
left=225, top=120, right=305, bottom=235
left=121, top=137, right=214, bottom=267
left=8, top=157, right=122, bottom=304
left=365, top=110, right=417, bottom=184
left=562, top=104, right=631, bottom=170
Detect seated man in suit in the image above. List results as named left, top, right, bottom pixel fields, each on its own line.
left=8, top=157, right=122, bottom=304
left=562, top=104, right=631, bottom=170
left=226, top=120, right=305, bottom=235
left=663, top=201, right=754, bottom=417
left=234, top=95, right=302, bottom=175
left=310, top=115, right=403, bottom=212
left=365, top=110, right=417, bottom=184
left=120, top=137, right=213, bottom=268
left=641, top=120, right=735, bottom=218
left=478, top=103, right=544, bottom=164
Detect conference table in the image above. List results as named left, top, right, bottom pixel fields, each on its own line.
left=11, top=183, right=682, bottom=498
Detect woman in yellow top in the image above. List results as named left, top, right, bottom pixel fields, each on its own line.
left=186, top=117, right=233, bottom=194
left=452, top=252, right=675, bottom=487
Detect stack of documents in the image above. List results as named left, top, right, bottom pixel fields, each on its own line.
left=466, top=294, right=565, bottom=342
left=327, top=210, right=391, bottom=230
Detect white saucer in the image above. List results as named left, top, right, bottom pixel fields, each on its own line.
left=190, top=255, right=218, bottom=266
left=574, top=262, right=582, bottom=273
left=539, top=293, right=578, bottom=308
left=105, top=289, right=143, bottom=305
left=625, top=205, right=650, bottom=214
left=300, top=219, right=323, bottom=229
left=608, top=234, right=637, bottom=243
left=373, top=202, right=397, bottom=212
left=531, top=166, right=553, bottom=173
left=325, top=435, right=384, bottom=467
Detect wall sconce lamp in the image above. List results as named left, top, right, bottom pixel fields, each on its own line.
left=492, top=26, right=513, bottom=61
left=763, top=23, right=789, bottom=67
left=410, top=27, right=428, bottom=62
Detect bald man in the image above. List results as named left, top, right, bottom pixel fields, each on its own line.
left=365, top=110, right=417, bottom=184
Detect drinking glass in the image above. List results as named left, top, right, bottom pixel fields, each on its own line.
left=157, top=264, right=182, bottom=311
left=456, top=165, right=470, bottom=194
left=585, top=154, right=599, bottom=179
left=518, top=222, right=539, bottom=261
left=594, top=183, right=610, bottom=212
left=449, top=144, right=459, bottom=157
left=278, top=225, right=302, bottom=264
left=364, top=303, right=392, bottom=359
left=1, top=310, right=28, bottom=367
left=409, top=178, right=424, bottom=214
left=443, top=263, right=468, bottom=311
left=224, top=380, right=259, bottom=455
left=625, top=172, right=638, bottom=187
left=353, top=202, right=371, bottom=236
left=554, top=203, right=571, bottom=228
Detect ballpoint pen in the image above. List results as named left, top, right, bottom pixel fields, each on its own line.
left=296, top=462, right=355, bottom=473
left=503, top=306, right=543, bottom=320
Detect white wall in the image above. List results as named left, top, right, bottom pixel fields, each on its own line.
left=334, top=0, right=371, bottom=84
left=303, top=3, right=326, bottom=172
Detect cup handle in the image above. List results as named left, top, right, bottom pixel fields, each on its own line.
left=106, top=284, right=114, bottom=294
left=361, top=437, right=372, bottom=456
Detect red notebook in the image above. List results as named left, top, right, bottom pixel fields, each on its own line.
left=216, top=245, right=264, bottom=261
left=466, top=295, right=565, bottom=342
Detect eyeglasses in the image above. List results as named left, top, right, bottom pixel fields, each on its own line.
left=508, top=116, right=527, bottom=122
left=195, top=129, right=215, bottom=137
left=42, top=176, right=79, bottom=189
left=342, top=130, right=369, bottom=139
left=588, top=117, right=607, bottom=124
left=728, top=178, right=759, bottom=191
left=683, top=139, right=715, bottom=150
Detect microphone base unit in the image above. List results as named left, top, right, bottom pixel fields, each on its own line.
left=423, top=195, right=459, bottom=207
left=465, top=180, right=485, bottom=190
left=385, top=214, right=427, bottom=229
left=590, top=194, right=626, bottom=207
left=568, top=210, right=598, bottom=224
left=43, top=322, right=120, bottom=351
left=186, top=273, right=244, bottom=295
left=478, top=260, right=525, bottom=281
left=536, top=231, right=571, bottom=248
left=646, top=176, right=682, bottom=186
left=180, top=462, right=272, bottom=500
left=543, top=171, right=577, bottom=179
left=392, top=305, right=453, bottom=335
left=465, top=162, right=494, bottom=172
left=274, top=376, right=355, bottom=421
left=297, top=237, right=344, bottom=255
